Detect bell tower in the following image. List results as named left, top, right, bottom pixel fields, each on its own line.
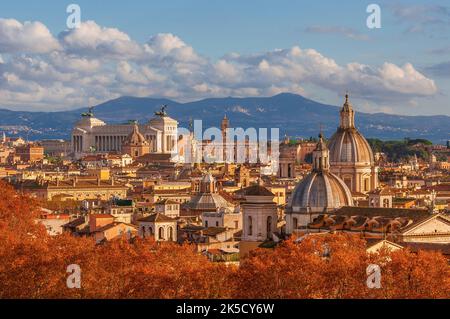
left=221, top=115, right=229, bottom=162
left=239, top=184, right=278, bottom=258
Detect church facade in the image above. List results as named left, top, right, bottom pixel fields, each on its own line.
left=71, top=107, right=178, bottom=159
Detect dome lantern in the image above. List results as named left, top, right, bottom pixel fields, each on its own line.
left=200, top=172, right=216, bottom=193
left=312, top=134, right=330, bottom=172
left=340, top=93, right=355, bottom=129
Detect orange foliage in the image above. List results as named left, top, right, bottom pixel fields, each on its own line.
left=1, top=180, right=449, bottom=299
left=234, top=235, right=450, bottom=299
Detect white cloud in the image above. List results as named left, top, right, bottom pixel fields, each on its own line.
left=144, top=33, right=203, bottom=63
left=0, top=19, right=60, bottom=53
left=59, top=21, right=143, bottom=59
left=48, top=52, right=101, bottom=74
left=0, top=19, right=439, bottom=111
left=378, top=63, right=437, bottom=95
left=116, top=61, right=165, bottom=84
left=217, top=47, right=437, bottom=101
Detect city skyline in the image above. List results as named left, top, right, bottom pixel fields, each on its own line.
left=1, top=0, right=450, bottom=306
left=0, top=0, right=450, bottom=116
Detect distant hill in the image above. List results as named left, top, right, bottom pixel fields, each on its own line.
left=0, top=93, right=449, bottom=143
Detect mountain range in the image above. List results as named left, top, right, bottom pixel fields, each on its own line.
left=0, top=93, right=448, bottom=143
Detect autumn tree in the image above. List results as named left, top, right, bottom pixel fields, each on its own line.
left=0, top=181, right=234, bottom=299
left=1, top=180, right=449, bottom=299
left=233, top=234, right=450, bottom=299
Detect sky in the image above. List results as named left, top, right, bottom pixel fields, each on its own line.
left=0, top=0, right=449, bottom=116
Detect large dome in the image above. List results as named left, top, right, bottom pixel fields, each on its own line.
left=187, top=192, right=235, bottom=212
left=328, top=128, right=374, bottom=165
left=287, top=134, right=353, bottom=213
left=123, top=123, right=149, bottom=146
left=288, top=171, right=353, bottom=213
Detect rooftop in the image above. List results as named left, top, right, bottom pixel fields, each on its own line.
left=138, top=213, right=177, bottom=223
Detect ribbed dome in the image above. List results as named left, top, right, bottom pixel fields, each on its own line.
left=287, top=133, right=353, bottom=213
left=288, top=171, right=353, bottom=213
left=123, top=124, right=149, bottom=146
left=187, top=193, right=234, bottom=211
left=328, top=94, right=374, bottom=165
left=328, top=128, right=374, bottom=164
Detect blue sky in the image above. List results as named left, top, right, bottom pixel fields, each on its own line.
left=0, top=0, right=449, bottom=115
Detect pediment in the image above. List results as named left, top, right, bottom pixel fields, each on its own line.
left=403, top=215, right=450, bottom=236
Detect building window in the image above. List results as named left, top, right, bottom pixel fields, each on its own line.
left=248, top=216, right=253, bottom=236
left=158, top=227, right=164, bottom=240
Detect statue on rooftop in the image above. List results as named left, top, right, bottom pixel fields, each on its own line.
left=154, top=105, right=168, bottom=117
left=81, top=106, right=94, bottom=117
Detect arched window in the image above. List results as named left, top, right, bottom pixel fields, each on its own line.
left=168, top=227, right=173, bottom=241
left=267, top=216, right=273, bottom=239
left=148, top=226, right=153, bottom=235
left=158, top=227, right=164, bottom=240
left=248, top=216, right=253, bottom=236
left=141, top=226, right=146, bottom=238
